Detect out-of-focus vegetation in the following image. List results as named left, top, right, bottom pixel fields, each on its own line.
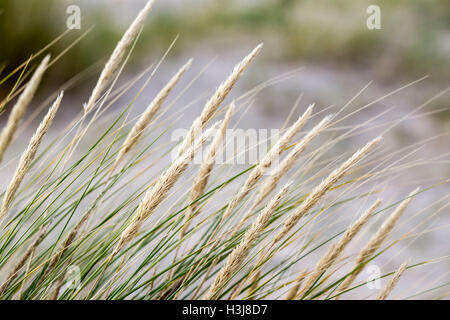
left=0, top=0, right=449, bottom=91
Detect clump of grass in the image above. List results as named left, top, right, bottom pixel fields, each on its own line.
left=0, top=0, right=447, bottom=301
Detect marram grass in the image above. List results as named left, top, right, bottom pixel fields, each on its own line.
left=0, top=0, right=448, bottom=300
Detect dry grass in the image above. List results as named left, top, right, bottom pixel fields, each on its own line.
left=376, top=261, right=408, bottom=300
left=0, top=55, right=50, bottom=162
left=0, top=92, right=62, bottom=220
left=222, top=104, right=313, bottom=224
left=112, top=59, right=193, bottom=173
left=298, top=199, right=382, bottom=298
left=177, top=44, right=262, bottom=156
left=336, top=189, right=418, bottom=296
left=273, top=136, right=381, bottom=244
left=113, top=122, right=220, bottom=257
left=182, top=103, right=234, bottom=237
left=83, top=0, right=156, bottom=114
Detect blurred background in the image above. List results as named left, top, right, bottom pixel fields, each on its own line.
left=1, top=0, right=449, bottom=109
left=0, top=0, right=449, bottom=298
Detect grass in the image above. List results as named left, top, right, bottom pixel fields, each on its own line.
left=1, top=0, right=449, bottom=88
left=0, top=0, right=449, bottom=300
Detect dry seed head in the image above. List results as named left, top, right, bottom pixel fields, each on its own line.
left=247, top=270, right=261, bottom=295
left=0, top=92, right=63, bottom=221
left=182, top=103, right=234, bottom=236
left=0, top=224, right=48, bottom=296
left=336, top=188, right=417, bottom=296
left=222, top=104, right=313, bottom=221
left=234, top=111, right=326, bottom=235
left=260, top=104, right=314, bottom=170
left=39, top=180, right=116, bottom=285
left=205, top=184, right=289, bottom=299
left=177, top=118, right=202, bottom=157
left=177, top=43, right=262, bottom=156
left=300, top=199, right=381, bottom=296
left=112, top=58, right=192, bottom=171
left=200, top=44, right=262, bottom=125
left=83, top=0, right=156, bottom=113
left=355, top=188, right=418, bottom=265
left=375, top=261, right=407, bottom=300
left=254, top=113, right=331, bottom=207
left=0, top=55, right=50, bottom=162
left=273, top=136, right=382, bottom=244
left=113, top=122, right=220, bottom=256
